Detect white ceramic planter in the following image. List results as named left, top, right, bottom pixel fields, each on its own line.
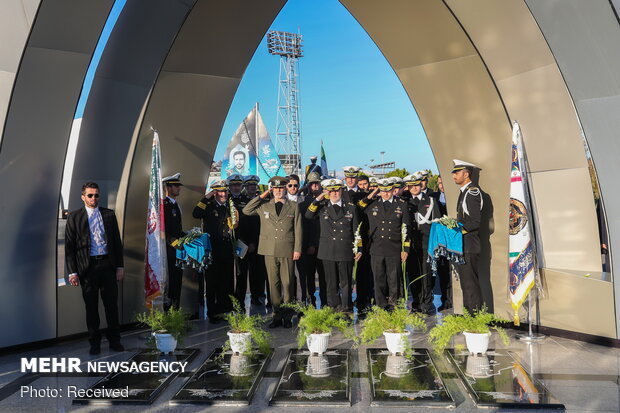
left=385, top=355, right=409, bottom=378
left=463, top=331, right=491, bottom=355
left=306, top=354, right=331, bottom=377
left=383, top=330, right=411, bottom=355
left=306, top=332, right=331, bottom=355
left=228, top=331, right=252, bottom=354
left=153, top=332, right=177, bottom=354
left=465, top=355, right=492, bottom=378
left=229, top=354, right=251, bottom=376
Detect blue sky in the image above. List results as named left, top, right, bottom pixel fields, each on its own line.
left=76, top=0, right=437, bottom=175
left=215, top=0, right=436, bottom=175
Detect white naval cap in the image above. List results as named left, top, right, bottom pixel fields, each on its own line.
left=452, top=159, right=479, bottom=173
left=162, top=172, right=183, bottom=185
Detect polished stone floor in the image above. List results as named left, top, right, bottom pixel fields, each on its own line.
left=0, top=301, right=618, bottom=412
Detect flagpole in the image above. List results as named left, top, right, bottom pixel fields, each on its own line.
left=513, top=121, right=545, bottom=341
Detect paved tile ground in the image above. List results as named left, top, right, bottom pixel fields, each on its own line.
left=0, top=302, right=618, bottom=412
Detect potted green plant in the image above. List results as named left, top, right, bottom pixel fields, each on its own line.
left=428, top=307, right=510, bottom=355
left=285, top=303, right=353, bottom=355
left=137, top=307, right=191, bottom=354
left=358, top=300, right=427, bottom=356
left=222, top=297, right=271, bottom=356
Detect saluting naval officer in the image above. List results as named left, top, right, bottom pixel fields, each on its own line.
left=306, top=178, right=362, bottom=312
left=342, top=166, right=365, bottom=204
left=452, top=159, right=484, bottom=312
left=162, top=173, right=186, bottom=311
left=358, top=178, right=411, bottom=309
left=192, top=179, right=239, bottom=323
left=243, top=176, right=303, bottom=328
left=406, top=172, right=440, bottom=314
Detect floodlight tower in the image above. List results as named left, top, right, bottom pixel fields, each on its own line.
left=267, top=30, right=303, bottom=176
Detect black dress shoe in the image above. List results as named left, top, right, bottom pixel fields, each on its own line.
left=268, top=318, right=282, bottom=328
left=283, top=319, right=293, bottom=328
left=109, top=342, right=125, bottom=352
left=89, top=345, right=101, bottom=355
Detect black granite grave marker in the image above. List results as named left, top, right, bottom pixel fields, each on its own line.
left=367, top=348, right=455, bottom=407
left=73, top=348, right=198, bottom=405
left=446, top=349, right=565, bottom=409
left=170, top=348, right=271, bottom=405
left=270, top=349, right=350, bottom=406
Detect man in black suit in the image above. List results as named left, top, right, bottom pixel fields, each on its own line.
left=306, top=178, right=362, bottom=312
left=65, top=182, right=125, bottom=355
left=452, top=160, right=484, bottom=312
left=162, top=173, right=185, bottom=311
left=358, top=179, right=411, bottom=309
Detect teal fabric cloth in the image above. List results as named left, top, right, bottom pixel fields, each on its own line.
left=427, top=222, right=465, bottom=275
left=176, top=233, right=212, bottom=272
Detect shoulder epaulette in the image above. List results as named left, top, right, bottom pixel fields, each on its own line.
left=467, top=186, right=481, bottom=196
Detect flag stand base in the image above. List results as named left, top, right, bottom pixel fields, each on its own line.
left=516, top=332, right=546, bottom=341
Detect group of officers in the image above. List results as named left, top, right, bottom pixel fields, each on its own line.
left=162, top=158, right=485, bottom=328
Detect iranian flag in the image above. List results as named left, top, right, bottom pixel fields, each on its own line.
left=144, top=130, right=167, bottom=308
left=508, top=121, right=536, bottom=325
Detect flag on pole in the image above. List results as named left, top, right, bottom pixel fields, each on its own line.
left=508, top=121, right=536, bottom=325
left=144, top=130, right=167, bottom=309
left=320, top=140, right=328, bottom=176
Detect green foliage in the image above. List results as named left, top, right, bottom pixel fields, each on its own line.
left=136, top=307, right=191, bottom=344
left=358, top=300, right=427, bottom=344
left=284, top=303, right=354, bottom=349
left=426, top=170, right=439, bottom=192
left=222, top=297, right=272, bottom=356
left=384, top=168, right=409, bottom=178
left=428, top=307, right=510, bottom=353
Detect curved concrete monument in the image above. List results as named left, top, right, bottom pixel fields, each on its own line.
left=0, top=0, right=618, bottom=348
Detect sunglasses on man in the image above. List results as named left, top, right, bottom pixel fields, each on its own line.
left=287, top=184, right=299, bottom=188
left=86, top=193, right=100, bottom=198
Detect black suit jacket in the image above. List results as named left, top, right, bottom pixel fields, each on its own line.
left=65, top=207, right=124, bottom=278
left=457, top=184, right=482, bottom=253
left=306, top=199, right=360, bottom=261
left=361, top=197, right=411, bottom=257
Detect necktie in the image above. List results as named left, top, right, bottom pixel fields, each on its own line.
left=333, top=204, right=341, bottom=214
left=275, top=202, right=283, bottom=216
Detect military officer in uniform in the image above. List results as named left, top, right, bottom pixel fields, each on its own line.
left=306, top=178, right=362, bottom=311
left=192, top=180, right=238, bottom=323
left=342, top=166, right=365, bottom=204
left=430, top=175, right=452, bottom=310
left=406, top=172, right=440, bottom=314
left=243, top=176, right=303, bottom=328
left=304, top=155, right=323, bottom=178
left=358, top=179, right=411, bottom=309
left=162, top=173, right=185, bottom=311
left=452, top=159, right=484, bottom=312
left=418, top=170, right=431, bottom=195
left=226, top=174, right=251, bottom=309
left=242, top=175, right=268, bottom=306
left=390, top=176, right=405, bottom=198
left=298, top=172, right=325, bottom=306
